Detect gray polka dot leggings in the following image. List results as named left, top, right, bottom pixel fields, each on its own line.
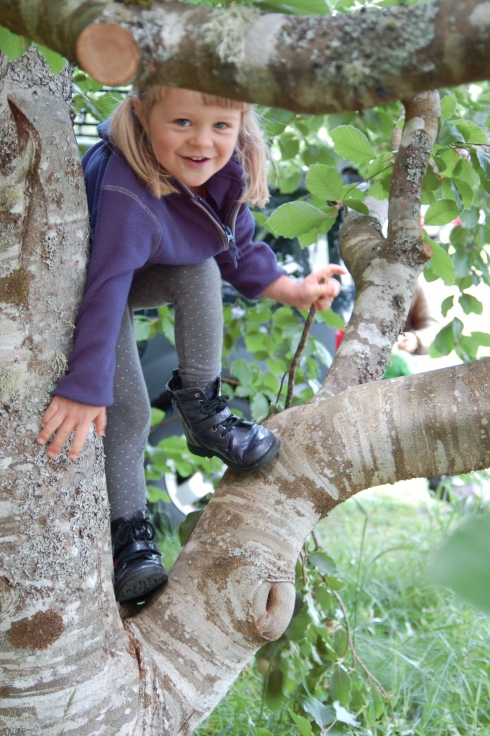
left=104, top=258, right=223, bottom=521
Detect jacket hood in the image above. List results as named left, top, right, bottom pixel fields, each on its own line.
left=97, top=119, right=112, bottom=141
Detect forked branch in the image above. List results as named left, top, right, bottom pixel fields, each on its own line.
left=317, top=90, right=440, bottom=399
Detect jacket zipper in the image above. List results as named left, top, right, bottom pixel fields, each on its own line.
left=179, top=182, right=243, bottom=252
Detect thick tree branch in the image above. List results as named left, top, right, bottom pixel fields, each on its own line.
left=0, top=0, right=490, bottom=111
left=129, top=357, right=490, bottom=731
left=317, top=90, right=440, bottom=399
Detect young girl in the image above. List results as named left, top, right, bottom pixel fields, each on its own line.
left=36, top=87, right=344, bottom=602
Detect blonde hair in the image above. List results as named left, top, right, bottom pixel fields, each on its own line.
left=110, top=86, right=270, bottom=207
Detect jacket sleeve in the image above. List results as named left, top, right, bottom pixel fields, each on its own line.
left=215, top=203, right=287, bottom=299
left=53, top=187, right=161, bottom=406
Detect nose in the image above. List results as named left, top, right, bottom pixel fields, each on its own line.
left=188, top=125, right=213, bottom=148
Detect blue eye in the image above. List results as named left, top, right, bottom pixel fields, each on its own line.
left=214, top=122, right=229, bottom=130
left=175, top=119, right=191, bottom=127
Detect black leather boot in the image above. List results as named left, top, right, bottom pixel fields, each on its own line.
left=166, top=370, right=280, bottom=473
left=111, top=511, right=168, bottom=603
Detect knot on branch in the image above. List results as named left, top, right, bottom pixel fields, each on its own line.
left=252, top=581, right=295, bottom=641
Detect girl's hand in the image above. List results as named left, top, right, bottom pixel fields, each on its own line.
left=36, top=396, right=107, bottom=461
left=296, top=265, right=345, bottom=311
left=261, top=265, right=346, bottom=311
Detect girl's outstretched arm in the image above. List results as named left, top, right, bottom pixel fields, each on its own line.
left=261, top=264, right=346, bottom=311
left=36, top=397, right=107, bottom=460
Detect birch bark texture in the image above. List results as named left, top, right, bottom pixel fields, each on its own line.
left=1, top=0, right=490, bottom=112
left=1, top=11, right=490, bottom=736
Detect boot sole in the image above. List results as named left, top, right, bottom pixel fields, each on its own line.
left=187, top=435, right=281, bottom=473
left=115, top=568, right=168, bottom=603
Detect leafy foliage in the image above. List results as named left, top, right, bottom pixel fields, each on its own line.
left=0, top=25, right=66, bottom=73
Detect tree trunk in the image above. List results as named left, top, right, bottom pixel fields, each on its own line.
left=0, top=47, right=141, bottom=735
left=1, top=15, right=490, bottom=736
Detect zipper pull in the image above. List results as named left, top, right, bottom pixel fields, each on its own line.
left=223, top=224, right=237, bottom=267
left=223, top=225, right=235, bottom=251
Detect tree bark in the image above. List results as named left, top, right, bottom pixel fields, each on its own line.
left=1, top=0, right=490, bottom=111
left=317, top=90, right=440, bottom=398
left=0, top=47, right=140, bottom=735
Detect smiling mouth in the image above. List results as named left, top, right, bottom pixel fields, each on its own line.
left=184, top=156, right=209, bottom=162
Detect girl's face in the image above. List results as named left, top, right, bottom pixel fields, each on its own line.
left=144, top=88, right=242, bottom=194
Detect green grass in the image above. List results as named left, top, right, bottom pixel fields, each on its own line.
left=319, top=481, right=490, bottom=735
left=157, top=479, right=490, bottom=735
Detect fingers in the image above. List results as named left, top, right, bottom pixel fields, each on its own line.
left=40, top=397, right=61, bottom=429
left=94, top=407, right=107, bottom=437
left=68, top=422, right=92, bottom=460
left=316, top=264, right=347, bottom=280
left=36, top=397, right=106, bottom=460
left=36, top=401, right=66, bottom=447
left=46, top=420, right=77, bottom=459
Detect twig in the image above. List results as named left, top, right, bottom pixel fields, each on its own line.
left=299, top=549, right=308, bottom=587
left=221, top=376, right=239, bottom=387
left=285, top=306, right=317, bottom=410
left=331, top=588, right=390, bottom=700
left=322, top=718, right=338, bottom=734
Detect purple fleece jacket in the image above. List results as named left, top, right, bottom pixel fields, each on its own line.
left=54, top=124, right=286, bottom=407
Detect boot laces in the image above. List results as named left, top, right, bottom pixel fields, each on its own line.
left=201, top=395, right=242, bottom=434
left=113, top=515, right=156, bottom=551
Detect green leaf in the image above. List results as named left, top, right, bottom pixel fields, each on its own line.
left=279, top=132, right=300, bottom=160
left=429, top=514, right=490, bottom=612
left=459, top=293, right=483, bottom=315
left=333, top=627, right=348, bottom=656
left=424, top=199, right=461, bottom=226
left=450, top=178, right=474, bottom=209
left=231, top=358, right=254, bottom=386
left=424, top=235, right=455, bottom=285
left=440, top=93, right=457, bottom=119
left=316, top=309, right=345, bottom=329
left=309, top=551, right=337, bottom=575
left=330, top=125, right=375, bottom=164
left=263, top=108, right=296, bottom=137
left=303, top=698, right=336, bottom=728
left=146, top=485, right=171, bottom=504
left=178, top=510, right=203, bottom=546
left=470, top=331, right=490, bottom=347
left=257, top=0, right=330, bottom=14
left=297, top=228, right=322, bottom=248
left=330, top=665, right=352, bottom=707
left=436, top=121, right=463, bottom=146
left=263, top=665, right=284, bottom=711
left=289, top=710, right=313, bottom=736
left=344, top=198, right=369, bottom=215
left=268, top=202, right=336, bottom=238
left=476, top=148, right=490, bottom=178
left=0, top=25, right=31, bottom=60
left=454, top=120, right=489, bottom=145
left=431, top=318, right=463, bottom=357
left=333, top=702, right=360, bottom=727
left=441, top=295, right=454, bottom=317
left=133, top=315, right=153, bottom=341
left=35, top=44, right=66, bottom=74
left=150, top=408, right=165, bottom=428
left=306, top=164, right=343, bottom=201
left=256, top=729, right=274, bottom=736
left=251, top=392, right=269, bottom=421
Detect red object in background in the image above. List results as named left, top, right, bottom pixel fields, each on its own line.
left=335, top=329, right=345, bottom=352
